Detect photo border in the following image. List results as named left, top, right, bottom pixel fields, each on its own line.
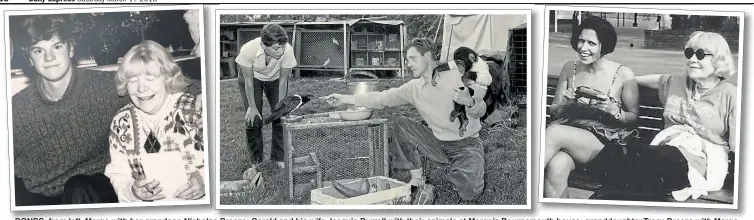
left=213, top=5, right=533, bottom=210
left=538, top=5, right=744, bottom=209
left=5, top=4, right=211, bottom=212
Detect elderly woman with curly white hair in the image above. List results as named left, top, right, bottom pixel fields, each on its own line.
left=600, top=31, right=739, bottom=201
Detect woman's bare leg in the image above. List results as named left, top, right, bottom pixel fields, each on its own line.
left=543, top=124, right=607, bottom=198
left=544, top=151, right=575, bottom=198
left=545, top=124, right=606, bottom=164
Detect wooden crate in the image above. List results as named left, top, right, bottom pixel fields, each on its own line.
left=310, top=176, right=411, bottom=205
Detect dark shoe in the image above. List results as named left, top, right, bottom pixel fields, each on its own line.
left=412, top=184, right=435, bottom=205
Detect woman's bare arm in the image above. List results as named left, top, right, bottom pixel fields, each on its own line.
left=617, top=67, right=640, bottom=125
left=635, top=74, right=663, bottom=90
left=550, top=61, right=574, bottom=115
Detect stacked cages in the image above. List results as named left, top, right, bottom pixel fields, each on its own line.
left=508, top=24, right=527, bottom=96
left=283, top=114, right=390, bottom=200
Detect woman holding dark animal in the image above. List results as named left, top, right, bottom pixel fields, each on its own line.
left=543, top=16, right=640, bottom=198
left=633, top=31, right=736, bottom=201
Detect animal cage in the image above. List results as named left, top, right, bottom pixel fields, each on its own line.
left=220, top=19, right=405, bottom=79
left=507, top=24, right=527, bottom=96
left=294, top=23, right=348, bottom=71
left=282, top=113, right=390, bottom=200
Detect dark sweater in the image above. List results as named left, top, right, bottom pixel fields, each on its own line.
left=12, top=68, right=202, bottom=196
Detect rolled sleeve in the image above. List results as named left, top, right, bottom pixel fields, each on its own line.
left=465, top=98, right=487, bottom=118
left=465, top=83, right=487, bottom=118
left=657, top=74, right=674, bottom=105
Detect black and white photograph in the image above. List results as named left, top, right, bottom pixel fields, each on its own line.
left=6, top=5, right=208, bottom=210
left=215, top=10, right=530, bottom=208
left=540, top=6, right=742, bottom=209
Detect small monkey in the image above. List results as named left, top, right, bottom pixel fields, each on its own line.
left=431, top=47, right=481, bottom=86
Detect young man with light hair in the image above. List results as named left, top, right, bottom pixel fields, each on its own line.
left=322, top=38, right=487, bottom=204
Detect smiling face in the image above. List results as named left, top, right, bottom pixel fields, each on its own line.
left=405, top=47, right=432, bottom=78
left=126, top=63, right=169, bottom=115
left=28, top=34, right=74, bottom=82
left=685, top=46, right=716, bottom=80
left=576, top=29, right=602, bottom=64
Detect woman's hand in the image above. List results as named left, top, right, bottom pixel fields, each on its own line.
left=131, top=179, right=165, bottom=201
left=194, top=95, right=203, bottom=127
left=320, top=94, right=355, bottom=106
left=594, top=99, right=622, bottom=117
left=174, top=171, right=205, bottom=200
left=563, top=88, right=577, bottom=100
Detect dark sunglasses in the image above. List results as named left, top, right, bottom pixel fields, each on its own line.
left=684, top=48, right=714, bottom=60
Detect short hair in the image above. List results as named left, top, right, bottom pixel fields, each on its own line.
left=115, top=40, right=191, bottom=97
left=570, top=15, right=617, bottom=56
left=260, top=24, right=288, bottom=46
left=17, top=15, right=76, bottom=56
left=685, top=31, right=736, bottom=79
left=405, top=38, right=438, bottom=60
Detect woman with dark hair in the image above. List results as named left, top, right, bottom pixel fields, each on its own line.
left=235, top=24, right=297, bottom=170
left=543, top=15, right=640, bottom=198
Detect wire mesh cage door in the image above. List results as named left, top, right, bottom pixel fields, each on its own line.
left=283, top=117, right=389, bottom=201
left=507, top=27, right=527, bottom=97
left=297, top=29, right=346, bottom=69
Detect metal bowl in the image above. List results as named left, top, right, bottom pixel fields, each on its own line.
left=347, top=81, right=380, bottom=95
left=338, top=108, right=373, bottom=121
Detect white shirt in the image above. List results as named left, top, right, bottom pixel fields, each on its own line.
left=235, top=37, right=297, bottom=81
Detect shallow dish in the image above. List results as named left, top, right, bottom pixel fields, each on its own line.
left=338, top=109, right=373, bottom=121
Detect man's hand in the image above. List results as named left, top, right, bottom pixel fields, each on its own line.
left=320, top=94, right=356, bottom=107
left=131, top=179, right=165, bottom=201
left=174, top=171, right=205, bottom=200
left=245, top=107, right=262, bottom=127
left=453, top=87, right=474, bottom=107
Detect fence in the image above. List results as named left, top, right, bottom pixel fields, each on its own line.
left=508, top=26, right=527, bottom=96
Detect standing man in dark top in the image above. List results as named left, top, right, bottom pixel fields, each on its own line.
left=11, top=14, right=203, bottom=206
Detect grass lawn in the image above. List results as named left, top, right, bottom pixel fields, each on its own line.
left=218, top=77, right=528, bottom=205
